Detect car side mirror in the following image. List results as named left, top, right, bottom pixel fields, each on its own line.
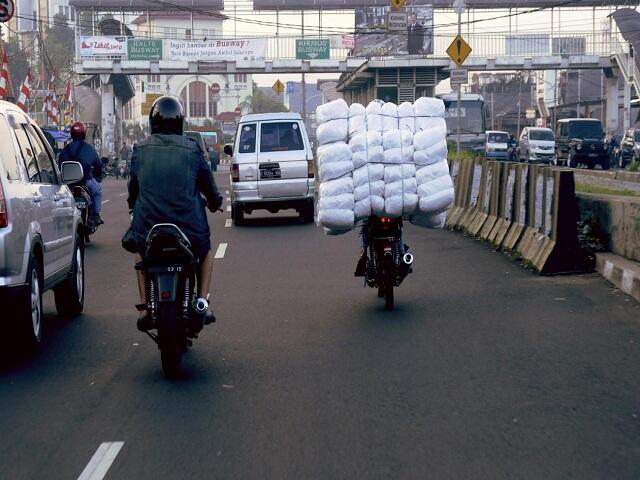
left=224, top=145, right=233, bottom=156
left=61, top=161, right=84, bottom=184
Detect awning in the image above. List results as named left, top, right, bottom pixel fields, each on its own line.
left=42, top=129, right=71, bottom=142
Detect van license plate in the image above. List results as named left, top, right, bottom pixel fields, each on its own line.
left=260, top=167, right=281, bottom=179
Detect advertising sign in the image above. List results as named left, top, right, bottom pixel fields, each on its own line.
left=80, top=36, right=127, bottom=56
left=165, top=38, right=267, bottom=62
left=127, top=39, right=163, bottom=60
left=505, top=34, right=550, bottom=56
left=355, top=6, right=433, bottom=57
left=386, top=11, right=407, bottom=32
left=296, top=39, right=330, bottom=59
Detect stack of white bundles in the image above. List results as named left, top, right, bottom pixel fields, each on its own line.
left=413, top=124, right=447, bottom=166
left=365, top=101, right=383, bottom=132
left=383, top=164, right=418, bottom=217
left=348, top=103, right=366, bottom=138
left=415, top=157, right=455, bottom=215
left=397, top=102, right=415, bottom=133
left=349, top=131, right=384, bottom=169
left=409, top=210, right=446, bottom=229
left=317, top=176, right=355, bottom=232
left=317, top=141, right=353, bottom=183
left=381, top=102, right=398, bottom=131
left=353, top=163, right=385, bottom=219
left=414, top=97, right=445, bottom=131
left=316, top=98, right=349, bottom=145
left=382, top=130, right=414, bottom=164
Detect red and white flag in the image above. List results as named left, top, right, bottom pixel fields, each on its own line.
left=0, top=54, right=9, bottom=99
left=50, top=92, right=59, bottom=125
left=64, top=79, right=72, bottom=103
left=16, top=69, right=31, bottom=112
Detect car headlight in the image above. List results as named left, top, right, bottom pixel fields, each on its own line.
left=603, top=144, right=608, bottom=150
left=576, top=144, right=582, bottom=151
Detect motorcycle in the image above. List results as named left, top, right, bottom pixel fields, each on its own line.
left=69, top=184, right=98, bottom=243
left=361, top=216, right=413, bottom=311
left=136, top=223, right=210, bottom=378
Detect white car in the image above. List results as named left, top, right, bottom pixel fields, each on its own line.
left=519, top=127, right=556, bottom=164
left=484, top=130, right=510, bottom=160
left=225, top=113, right=315, bottom=225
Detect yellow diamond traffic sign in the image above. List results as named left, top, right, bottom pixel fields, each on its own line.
left=390, top=0, right=405, bottom=10
left=272, top=79, right=285, bottom=95
left=446, top=34, right=472, bottom=67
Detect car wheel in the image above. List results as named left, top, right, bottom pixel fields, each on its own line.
left=300, top=203, right=314, bottom=223
left=54, top=237, right=85, bottom=318
left=232, top=204, right=244, bottom=226
left=568, top=152, right=577, bottom=169
left=18, top=254, right=44, bottom=347
left=601, top=157, right=611, bottom=171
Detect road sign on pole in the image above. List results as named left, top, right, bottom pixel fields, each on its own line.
left=446, top=35, right=472, bottom=67
left=0, top=0, right=15, bottom=23
left=272, top=80, right=285, bottom=95
left=389, top=0, right=405, bottom=10
left=526, top=108, right=536, bottom=119
left=449, top=68, right=468, bottom=85
left=295, top=39, right=330, bottom=60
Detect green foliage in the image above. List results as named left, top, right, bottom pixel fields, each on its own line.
left=575, top=183, right=640, bottom=197
left=3, top=36, right=30, bottom=98
left=627, top=160, right=640, bottom=172
left=239, top=84, right=288, bottom=114
left=42, top=14, right=75, bottom=87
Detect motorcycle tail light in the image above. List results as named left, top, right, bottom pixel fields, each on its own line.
left=0, top=181, right=8, bottom=228
left=161, top=291, right=171, bottom=300
left=231, top=164, right=239, bottom=182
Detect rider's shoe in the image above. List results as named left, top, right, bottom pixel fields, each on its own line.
left=136, top=304, right=155, bottom=331
left=94, top=214, right=105, bottom=226
left=204, top=309, right=216, bottom=325
left=354, top=252, right=368, bottom=277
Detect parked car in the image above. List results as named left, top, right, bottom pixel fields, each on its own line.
left=613, top=128, right=640, bottom=169
left=555, top=118, right=610, bottom=169
left=226, top=113, right=315, bottom=226
left=484, top=130, right=510, bottom=160
left=518, top=127, right=556, bottom=164
left=201, top=131, right=220, bottom=171
left=184, top=130, right=211, bottom=165
left=0, top=101, right=86, bottom=346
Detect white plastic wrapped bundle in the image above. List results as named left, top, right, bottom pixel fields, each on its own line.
left=317, top=142, right=352, bottom=165
left=383, top=147, right=414, bottom=164
left=381, top=102, right=398, bottom=131
left=355, top=196, right=385, bottom=219
left=413, top=119, right=447, bottom=146
left=416, top=115, right=447, bottom=134
left=353, top=163, right=385, bottom=219
left=354, top=180, right=384, bottom=201
left=318, top=177, right=355, bottom=231
left=348, top=103, right=366, bottom=138
left=349, top=131, right=384, bottom=168
left=318, top=209, right=355, bottom=230
left=414, top=97, right=445, bottom=118
left=365, top=101, right=383, bottom=132
left=319, top=161, right=353, bottom=183
left=416, top=160, right=455, bottom=215
left=384, top=164, right=416, bottom=183
left=316, top=98, right=349, bottom=124
left=414, top=140, right=447, bottom=166
left=409, top=210, right=446, bottom=229
left=318, top=193, right=354, bottom=211
left=317, top=119, right=348, bottom=145
left=319, top=176, right=353, bottom=197
left=353, top=147, right=384, bottom=168
left=382, top=130, right=413, bottom=149
left=398, top=102, right=415, bottom=133
left=353, top=163, right=384, bottom=185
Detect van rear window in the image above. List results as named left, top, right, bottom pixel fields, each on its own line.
left=238, top=124, right=256, bottom=153
left=260, top=122, right=304, bottom=153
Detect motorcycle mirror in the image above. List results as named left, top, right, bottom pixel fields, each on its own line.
left=61, top=161, right=84, bottom=184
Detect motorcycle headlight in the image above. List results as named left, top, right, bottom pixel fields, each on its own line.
left=576, top=144, right=582, bottom=151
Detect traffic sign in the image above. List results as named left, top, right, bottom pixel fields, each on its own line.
left=446, top=34, right=472, bottom=67
left=386, top=12, right=407, bottom=32
left=0, top=0, right=15, bottom=23
left=272, top=79, right=285, bottom=95
left=296, top=39, right=330, bottom=60
left=526, top=108, right=536, bottom=120
left=389, top=0, right=405, bottom=10
left=286, top=81, right=295, bottom=94
left=449, top=68, right=468, bottom=85
left=211, top=83, right=220, bottom=94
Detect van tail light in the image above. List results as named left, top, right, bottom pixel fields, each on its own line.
left=231, top=164, right=240, bottom=182
left=307, top=160, right=314, bottom=179
left=0, top=181, right=8, bottom=228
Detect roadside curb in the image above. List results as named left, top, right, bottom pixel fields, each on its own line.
left=574, top=169, right=640, bottom=184
left=596, top=252, right=640, bottom=303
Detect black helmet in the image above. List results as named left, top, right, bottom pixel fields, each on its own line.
left=149, top=96, right=184, bottom=135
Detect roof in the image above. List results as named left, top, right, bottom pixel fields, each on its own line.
left=485, top=130, right=508, bottom=134
left=437, top=93, right=485, bottom=102
left=557, top=118, right=602, bottom=123
left=240, top=112, right=302, bottom=122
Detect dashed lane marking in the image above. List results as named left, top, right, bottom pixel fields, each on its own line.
left=226, top=197, right=230, bottom=202
left=119, top=192, right=127, bottom=197
left=102, top=200, right=110, bottom=205
left=77, top=442, right=124, bottom=480
left=225, top=190, right=229, bottom=195
left=225, top=219, right=232, bottom=227
left=214, top=243, right=228, bottom=259
left=226, top=205, right=231, bottom=212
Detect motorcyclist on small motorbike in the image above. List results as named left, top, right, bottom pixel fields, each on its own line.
left=127, top=96, right=223, bottom=331
left=58, top=121, right=104, bottom=225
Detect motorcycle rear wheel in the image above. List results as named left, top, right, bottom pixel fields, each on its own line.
left=382, top=255, right=395, bottom=311
left=158, top=302, right=182, bottom=379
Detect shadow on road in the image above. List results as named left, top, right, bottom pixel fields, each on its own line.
left=237, top=215, right=312, bottom=228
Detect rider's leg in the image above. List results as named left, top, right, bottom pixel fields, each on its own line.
left=136, top=253, right=147, bottom=305
left=86, top=178, right=103, bottom=223
left=196, top=250, right=213, bottom=299
left=355, top=224, right=368, bottom=276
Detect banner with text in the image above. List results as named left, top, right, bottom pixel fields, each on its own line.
left=165, top=38, right=268, bottom=62
left=80, top=36, right=127, bottom=56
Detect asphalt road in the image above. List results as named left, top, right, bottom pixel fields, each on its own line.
left=1, top=167, right=639, bottom=479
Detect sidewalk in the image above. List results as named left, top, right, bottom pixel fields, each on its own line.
left=596, top=252, right=640, bottom=303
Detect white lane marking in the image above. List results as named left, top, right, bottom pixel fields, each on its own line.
left=225, top=190, right=229, bottom=195
left=77, top=442, right=124, bottom=480
left=226, top=205, right=231, bottom=212
left=214, top=243, right=228, bottom=259
left=226, top=197, right=230, bottom=201
left=102, top=200, right=110, bottom=205
left=225, top=219, right=232, bottom=227
left=119, top=192, right=127, bottom=197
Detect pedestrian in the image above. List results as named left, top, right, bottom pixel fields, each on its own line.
left=407, top=14, right=425, bottom=55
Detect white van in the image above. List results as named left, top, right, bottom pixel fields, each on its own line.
left=225, top=113, right=315, bottom=226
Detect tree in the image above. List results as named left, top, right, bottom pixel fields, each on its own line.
left=240, top=84, right=288, bottom=114
left=42, top=14, right=75, bottom=87
left=2, top=36, right=30, bottom=99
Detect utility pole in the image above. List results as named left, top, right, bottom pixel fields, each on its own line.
left=301, top=10, right=307, bottom=125
left=517, top=74, right=522, bottom=135
left=453, top=0, right=465, bottom=166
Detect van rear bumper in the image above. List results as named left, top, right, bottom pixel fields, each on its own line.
left=234, top=196, right=314, bottom=213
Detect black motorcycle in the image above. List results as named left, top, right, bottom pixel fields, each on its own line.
left=136, top=224, right=209, bottom=378
left=361, top=216, right=413, bottom=311
left=70, top=184, right=98, bottom=243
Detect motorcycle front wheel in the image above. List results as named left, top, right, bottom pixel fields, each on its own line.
left=157, top=302, right=182, bottom=378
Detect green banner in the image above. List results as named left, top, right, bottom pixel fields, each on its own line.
left=128, top=39, right=163, bottom=61
left=295, top=39, right=330, bottom=60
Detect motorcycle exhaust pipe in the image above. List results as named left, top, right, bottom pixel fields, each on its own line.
left=402, top=253, right=414, bottom=265
left=398, top=253, right=414, bottom=283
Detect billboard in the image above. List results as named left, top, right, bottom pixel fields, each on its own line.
left=355, top=6, right=433, bottom=57
left=80, top=36, right=128, bottom=56
left=505, top=34, right=550, bottom=56
left=69, top=0, right=224, bottom=10
left=253, top=0, right=637, bottom=10
left=165, top=38, right=267, bottom=62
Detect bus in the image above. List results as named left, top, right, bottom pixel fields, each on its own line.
left=436, top=93, right=487, bottom=152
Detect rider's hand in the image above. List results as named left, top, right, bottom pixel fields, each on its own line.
left=208, top=192, right=224, bottom=213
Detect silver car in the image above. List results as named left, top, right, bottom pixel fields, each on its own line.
left=226, top=113, right=315, bottom=225
left=519, top=127, right=556, bottom=164
left=0, top=101, right=85, bottom=347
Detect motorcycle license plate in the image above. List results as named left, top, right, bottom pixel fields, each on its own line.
left=588, top=153, right=598, bottom=158
left=260, top=164, right=281, bottom=179
left=75, top=200, right=87, bottom=208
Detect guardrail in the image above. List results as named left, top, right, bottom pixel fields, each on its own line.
left=446, top=157, right=588, bottom=274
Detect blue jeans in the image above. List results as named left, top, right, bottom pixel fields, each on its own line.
left=85, top=178, right=102, bottom=217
